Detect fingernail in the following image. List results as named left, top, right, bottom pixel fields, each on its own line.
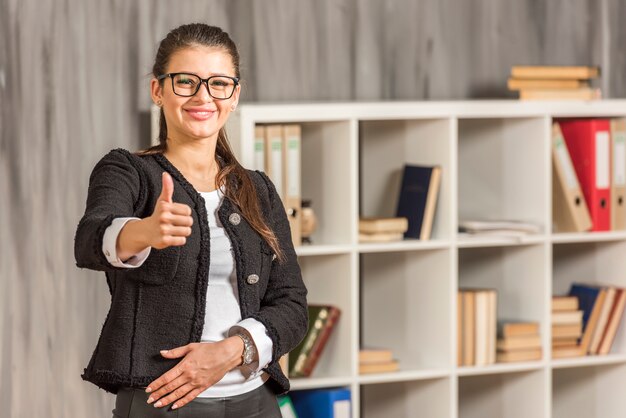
left=160, top=350, right=168, bottom=354
left=172, top=404, right=178, bottom=410
left=145, top=387, right=152, bottom=393
left=154, top=401, right=162, bottom=408
left=147, top=397, right=154, bottom=404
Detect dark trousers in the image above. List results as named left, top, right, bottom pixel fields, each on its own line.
left=112, top=383, right=282, bottom=418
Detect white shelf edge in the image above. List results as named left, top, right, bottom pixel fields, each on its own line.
left=551, top=354, right=626, bottom=370
left=551, top=231, right=626, bottom=244
left=456, top=361, right=546, bottom=377
left=456, top=234, right=547, bottom=248
left=357, top=239, right=451, bottom=253
left=290, top=376, right=354, bottom=391
left=358, top=368, right=451, bottom=385
left=295, top=244, right=354, bottom=257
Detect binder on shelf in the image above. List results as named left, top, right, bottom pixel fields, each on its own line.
left=552, top=123, right=592, bottom=232
left=559, top=119, right=612, bottom=232
left=283, top=125, right=302, bottom=247
left=264, top=125, right=285, bottom=200
left=278, top=395, right=299, bottom=418
left=611, top=119, right=626, bottom=230
left=291, top=388, right=351, bottom=418
left=254, top=125, right=266, bottom=171
left=396, top=164, right=442, bottom=240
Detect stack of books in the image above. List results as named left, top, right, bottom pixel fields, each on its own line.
left=289, top=305, right=341, bottom=378
left=568, top=284, right=626, bottom=355
left=457, top=289, right=497, bottom=366
left=508, top=65, right=601, bottom=100
left=359, top=217, right=408, bottom=243
left=497, top=320, right=542, bottom=363
left=358, top=348, right=399, bottom=374
left=552, top=296, right=585, bottom=358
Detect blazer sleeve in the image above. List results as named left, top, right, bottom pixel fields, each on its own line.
left=251, top=170, right=309, bottom=363
left=74, top=149, right=143, bottom=272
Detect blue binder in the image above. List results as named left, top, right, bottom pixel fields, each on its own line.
left=290, top=388, right=351, bottom=418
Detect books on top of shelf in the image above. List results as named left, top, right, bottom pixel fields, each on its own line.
left=552, top=295, right=579, bottom=311
left=458, top=289, right=497, bottom=367
left=289, top=305, right=341, bottom=378
left=358, top=217, right=408, bottom=243
left=358, top=348, right=399, bottom=374
left=496, top=319, right=542, bottom=363
left=508, top=66, right=602, bottom=101
left=396, top=164, right=442, bottom=240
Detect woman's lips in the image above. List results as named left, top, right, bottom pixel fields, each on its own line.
left=185, top=109, right=215, bottom=121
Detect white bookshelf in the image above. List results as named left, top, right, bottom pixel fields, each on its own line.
left=224, top=100, right=626, bottom=417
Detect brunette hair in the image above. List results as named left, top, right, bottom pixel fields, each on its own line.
left=137, top=23, right=285, bottom=263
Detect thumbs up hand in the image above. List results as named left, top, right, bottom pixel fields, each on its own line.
left=145, top=172, right=194, bottom=249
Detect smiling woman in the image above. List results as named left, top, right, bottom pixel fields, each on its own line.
left=74, top=23, right=308, bottom=418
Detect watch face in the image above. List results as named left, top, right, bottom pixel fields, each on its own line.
left=243, top=350, right=254, bottom=364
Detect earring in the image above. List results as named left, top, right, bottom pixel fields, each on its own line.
left=156, top=100, right=162, bottom=107
left=231, top=104, right=237, bottom=111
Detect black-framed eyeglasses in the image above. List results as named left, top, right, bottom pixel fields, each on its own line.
left=157, top=72, right=239, bottom=99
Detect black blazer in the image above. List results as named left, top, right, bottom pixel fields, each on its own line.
left=74, top=148, right=308, bottom=395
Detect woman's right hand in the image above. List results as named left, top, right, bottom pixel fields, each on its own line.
left=143, top=172, right=194, bottom=249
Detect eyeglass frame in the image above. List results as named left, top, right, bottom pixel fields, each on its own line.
left=156, top=72, right=240, bottom=99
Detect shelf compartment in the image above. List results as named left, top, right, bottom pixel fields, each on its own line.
left=551, top=231, right=626, bottom=244
left=457, top=117, right=548, bottom=233
left=552, top=240, right=626, bottom=355
left=458, top=245, right=548, bottom=357
left=297, top=253, right=354, bottom=379
left=361, top=377, right=452, bottom=418
left=290, top=376, right=354, bottom=391
left=358, top=118, right=454, bottom=241
left=359, top=368, right=451, bottom=385
left=358, top=239, right=451, bottom=253
left=298, top=120, right=355, bottom=246
left=552, top=353, right=626, bottom=370
left=361, top=249, right=452, bottom=372
left=553, top=363, right=626, bottom=418
left=457, top=361, right=544, bottom=377
left=458, top=370, right=547, bottom=418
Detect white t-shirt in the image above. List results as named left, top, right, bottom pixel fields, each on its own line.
left=102, top=185, right=273, bottom=397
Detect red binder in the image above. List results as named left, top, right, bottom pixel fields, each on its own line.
left=559, top=119, right=612, bottom=231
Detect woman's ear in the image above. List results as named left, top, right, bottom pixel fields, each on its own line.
left=150, top=78, right=163, bottom=104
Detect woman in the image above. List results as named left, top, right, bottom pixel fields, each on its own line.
left=74, top=23, right=308, bottom=417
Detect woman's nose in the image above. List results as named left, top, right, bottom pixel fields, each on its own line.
left=196, top=81, right=213, bottom=101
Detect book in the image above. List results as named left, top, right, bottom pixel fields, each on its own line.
left=559, top=119, right=612, bottom=231
left=598, top=288, right=626, bottom=355
left=460, top=289, right=496, bottom=366
left=552, top=345, right=585, bottom=359
left=497, top=321, right=540, bottom=338
left=497, top=348, right=542, bottom=363
left=359, top=217, right=409, bottom=234
left=359, top=360, right=400, bottom=374
left=396, top=164, right=442, bottom=240
left=283, top=124, right=302, bottom=247
left=497, top=334, right=542, bottom=351
left=459, top=220, right=541, bottom=234
left=552, top=323, right=583, bottom=339
left=511, top=66, right=600, bottom=80
left=552, top=310, right=583, bottom=325
left=553, top=338, right=579, bottom=348
left=254, top=125, right=266, bottom=171
left=508, top=78, right=590, bottom=90
left=265, top=125, right=284, bottom=199
left=462, top=291, right=475, bottom=366
left=568, top=284, right=607, bottom=354
left=358, top=232, right=405, bottom=243
left=278, top=395, right=299, bottom=418
left=359, top=348, right=394, bottom=364
left=291, top=388, right=351, bottom=418
left=610, top=119, right=626, bottom=230
left=552, top=295, right=579, bottom=312
left=590, top=287, right=617, bottom=353
left=552, top=123, right=593, bottom=232
left=520, top=88, right=601, bottom=101
left=289, top=305, right=341, bottom=378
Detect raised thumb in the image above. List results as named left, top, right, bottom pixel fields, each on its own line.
left=159, top=172, right=174, bottom=203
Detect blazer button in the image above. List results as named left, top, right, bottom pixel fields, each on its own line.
left=247, top=274, right=259, bottom=285
left=229, top=213, right=241, bottom=225
left=105, top=250, right=111, bottom=257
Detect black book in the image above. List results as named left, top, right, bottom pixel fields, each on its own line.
left=396, top=164, right=442, bottom=240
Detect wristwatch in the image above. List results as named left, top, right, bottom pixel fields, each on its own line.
left=235, top=332, right=256, bottom=366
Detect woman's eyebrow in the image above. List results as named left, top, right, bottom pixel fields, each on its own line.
left=171, top=71, right=232, bottom=77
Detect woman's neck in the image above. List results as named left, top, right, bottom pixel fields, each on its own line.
left=163, top=138, right=221, bottom=191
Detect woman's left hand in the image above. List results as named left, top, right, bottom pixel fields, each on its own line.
left=145, top=338, right=244, bottom=410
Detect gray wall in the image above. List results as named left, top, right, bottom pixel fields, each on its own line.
left=1, top=0, right=624, bottom=416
